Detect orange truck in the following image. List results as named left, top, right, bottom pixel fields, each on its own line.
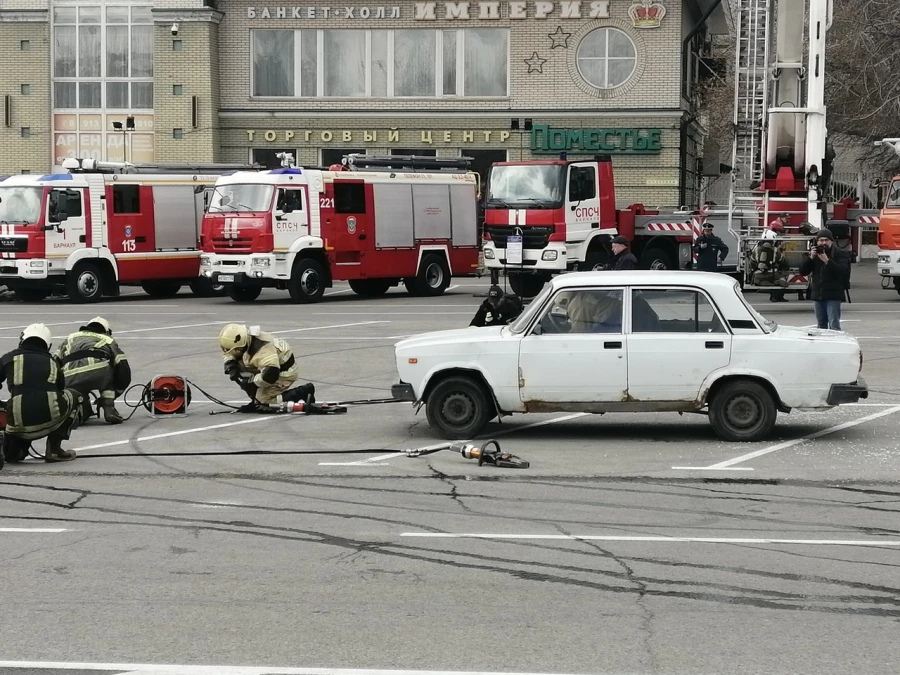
left=876, top=177, right=900, bottom=293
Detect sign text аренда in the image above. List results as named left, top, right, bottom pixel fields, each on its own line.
left=246, top=2, right=612, bottom=20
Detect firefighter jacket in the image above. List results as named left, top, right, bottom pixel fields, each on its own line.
left=0, top=344, right=81, bottom=441
left=470, top=296, right=524, bottom=327
left=56, top=330, right=131, bottom=400
left=225, top=332, right=299, bottom=389
left=750, top=242, right=788, bottom=274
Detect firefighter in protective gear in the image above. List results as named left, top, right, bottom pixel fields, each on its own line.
left=750, top=240, right=789, bottom=288
left=0, top=324, right=83, bottom=464
left=56, top=317, right=131, bottom=425
left=219, top=323, right=315, bottom=410
left=470, top=285, right=523, bottom=327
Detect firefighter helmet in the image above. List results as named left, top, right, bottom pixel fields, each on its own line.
left=20, top=323, right=52, bottom=350
left=219, top=323, right=249, bottom=356
left=88, top=316, right=112, bottom=335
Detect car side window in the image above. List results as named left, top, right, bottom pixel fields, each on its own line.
left=632, top=289, right=726, bottom=334
left=536, top=289, right=624, bottom=335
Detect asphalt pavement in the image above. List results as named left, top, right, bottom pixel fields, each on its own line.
left=1, top=265, right=899, bottom=675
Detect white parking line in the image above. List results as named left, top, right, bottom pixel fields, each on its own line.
left=319, top=413, right=589, bottom=466
left=113, top=321, right=231, bottom=334
left=0, top=321, right=84, bottom=331
left=0, top=663, right=573, bottom=675
left=272, top=321, right=390, bottom=334
left=399, top=533, right=900, bottom=546
left=673, top=405, right=900, bottom=471
left=0, top=528, right=69, bottom=533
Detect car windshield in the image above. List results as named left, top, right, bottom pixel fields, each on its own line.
left=735, top=283, right=777, bottom=333
left=887, top=180, right=900, bottom=208
left=486, top=165, right=564, bottom=206
left=0, top=186, right=42, bottom=224
left=207, top=184, right=274, bottom=213
left=509, top=283, right=555, bottom=334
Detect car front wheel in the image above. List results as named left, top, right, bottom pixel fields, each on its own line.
left=425, top=375, right=492, bottom=440
left=708, top=379, right=778, bottom=442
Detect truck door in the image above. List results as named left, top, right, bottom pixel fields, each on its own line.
left=45, top=187, right=86, bottom=257
left=329, top=180, right=371, bottom=257
left=565, top=163, right=601, bottom=245
left=273, top=186, right=308, bottom=251
left=107, top=183, right=155, bottom=255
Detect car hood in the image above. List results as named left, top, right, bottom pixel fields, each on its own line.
left=396, top=326, right=507, bottom=351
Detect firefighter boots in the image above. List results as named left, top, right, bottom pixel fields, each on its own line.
left=101, top=399, right=125, bottom=425
left=282, top=382, right=316, bottom=404
left=45, top=435, right=76, bottom=462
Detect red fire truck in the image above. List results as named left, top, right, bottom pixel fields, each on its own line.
left=199, top=155, right=480, bottom=303
left=0, top=158, right=254, bottom=303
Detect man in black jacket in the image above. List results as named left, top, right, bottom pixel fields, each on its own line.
left=0, top=324, right=83, bottom=465
left=609, top=236, right=638, bottom=270
left=470, top=285, right=523, bottom=327
left=692, top=223, right=729, bottom=272
left=798, top=229, right=850, bottom=330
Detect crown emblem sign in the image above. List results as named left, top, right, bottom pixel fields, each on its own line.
left=629, top=0, right=666, bottom=29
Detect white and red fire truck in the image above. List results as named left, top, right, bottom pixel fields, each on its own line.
left=0, top=158, right=254, bottom=303
left=481, top=154, right=739, bottom=297
left=199, top=154, right=480, bottom=303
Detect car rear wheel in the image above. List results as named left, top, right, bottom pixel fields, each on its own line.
left=709, top=379, right=778, bottom=442
left=425, top=376, right=491, bottom=440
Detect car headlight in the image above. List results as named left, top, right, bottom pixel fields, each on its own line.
left=252, top=258, right=270, bottom=268
left=542, top=250, right=559, bottom=261
left=483, top=248, right=495, bottom=259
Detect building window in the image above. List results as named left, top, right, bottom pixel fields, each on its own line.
left=390, top=148, right=438, bottom=157
left=172, top=84, right=183, bottom=95
left=576, top=28, right=637, bottom=90
left=172, top=40, right=183, bottom=51
left=20, top=40, right=31, bottom=51
left=21, top=128, right=31, bottom=138
left=251, top=148, right=298, bottom=168
left=321, top=148, right=365, bottom=167
left=20, top=84, right=31, bottom=95
left=251, top=29, right=509, bottom=98
left=173, top=128, right=184, bottom=139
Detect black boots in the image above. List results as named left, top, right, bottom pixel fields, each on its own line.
left=45, top=434, right=76, bottom=462
left=100, top=399, right=125, bottom=425
left=282, top=382, right=316, bottom=404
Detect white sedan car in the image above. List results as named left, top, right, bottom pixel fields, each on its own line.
left=392, top=271, right=867, bottom=442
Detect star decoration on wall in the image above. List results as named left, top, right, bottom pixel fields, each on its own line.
left=524, top=52, right=548, bottom=74
left=548, top=26, right=572, bottom=49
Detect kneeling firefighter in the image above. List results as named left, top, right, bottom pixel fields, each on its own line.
left=56, top=317, right=131, bottom=424
left=219, top=324, right=315, bottom=410
left=0, top=324, right=83, bottom=464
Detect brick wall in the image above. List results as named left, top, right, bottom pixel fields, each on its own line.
left=0, top=9, right=50, bottom=174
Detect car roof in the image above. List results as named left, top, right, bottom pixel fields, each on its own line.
left=550, top=271, right=739, bottom=289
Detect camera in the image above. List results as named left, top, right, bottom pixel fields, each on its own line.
left=171, top=23, right=179, bottom=36
left=810, top=245, right=821, bottom=255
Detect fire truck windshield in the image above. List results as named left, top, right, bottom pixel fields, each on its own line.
left=0, top=186, right=42, bottom=224
left=208, top=184, right=274, bottom=213
left=887, top=180, right=900, bottom=209
left=486, top=165, right=564, bottom=207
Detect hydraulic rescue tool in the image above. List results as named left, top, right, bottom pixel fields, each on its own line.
left=406, top=439, right=530, bottom=469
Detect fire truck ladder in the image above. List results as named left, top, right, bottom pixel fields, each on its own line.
left=61, top=158, right=258, bottom=175
left=728, top=0, right=771, bottom=235
left=341, top=154, right=472, bottom=173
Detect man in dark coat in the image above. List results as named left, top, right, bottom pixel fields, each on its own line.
left=693, top=223, right=729, bottom=272
left=609, top=236, right=638, bottom=270
left=798, top=228, right=850, bottom=330
left=470, top=285, right=523, bottom=327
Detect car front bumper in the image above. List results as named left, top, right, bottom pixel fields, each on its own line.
left=392, top=382, right=417, bottom=402
left=827, top=377, right=868, bottom=405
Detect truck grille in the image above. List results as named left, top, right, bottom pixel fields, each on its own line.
left=210, top=237, right=253, bottom=253
left=485, top=225, right=553, bottom=250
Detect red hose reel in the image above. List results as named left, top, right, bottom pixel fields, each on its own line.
left=145, top=376, right=191, bottom=417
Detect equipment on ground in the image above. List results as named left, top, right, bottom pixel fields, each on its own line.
left=147, top=376, right=191, bottom=416
left=406, top=439, right=529, bottom=469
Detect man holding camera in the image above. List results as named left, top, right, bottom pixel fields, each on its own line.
left=799, top=229, right=850, bottom=331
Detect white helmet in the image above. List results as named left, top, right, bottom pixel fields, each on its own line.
left=88, top=316, right=112, bottom=335
left=20, top=323, right=52, bottom=350
left=219, top=323, right=249, bottom=356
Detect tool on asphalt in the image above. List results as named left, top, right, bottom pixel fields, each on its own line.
left=406, top=439, right=529, bottom=469
left=146, top=376, right=191, bottom=416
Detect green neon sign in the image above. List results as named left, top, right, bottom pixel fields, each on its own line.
left=530, top=124, right=662, bottom=155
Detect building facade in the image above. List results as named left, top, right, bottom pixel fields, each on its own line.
left=0, top=0, right=729, bottom=207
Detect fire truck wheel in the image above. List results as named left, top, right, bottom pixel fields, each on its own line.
left=426, top=375, right=491, bottom=440
left=67, top=263, right=104, bottom=304
left=288, top=258, right=326, bottom=303
left=190, top=278, right=227, bottom=298
left=228, top=286, right=262, bottom=303
left=348, top=279, right=392, bottom=298
left=141, top=282, right=182, bottom=299
left=640, top=247, right=676, bottom=271
left=15, top=288, right=50, bottom=303
left=507, top=272, right=546, bottom=298
left=578, top=251, right=609, bottom=271
left=406, top=254, right=451, bottom=297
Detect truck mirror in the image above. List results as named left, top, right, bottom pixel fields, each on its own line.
left=50, top=192, right=69, bottom=224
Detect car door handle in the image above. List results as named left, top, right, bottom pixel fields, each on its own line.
left=705, top=341, right=724, bottom=349
left=135, top=236, right=147, bottom=243
left=604, top=341, right=622, bottom=349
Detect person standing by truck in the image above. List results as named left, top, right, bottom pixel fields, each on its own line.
left=609, top=236, right=638, bottom=270
left=693, top=223, right=730, bottom=272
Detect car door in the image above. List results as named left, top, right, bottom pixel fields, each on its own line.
left=626, top=287, right=732, bottom=401
left=518, top=287, right=628, bottom=409
left=45, top=187, right=86, bottom=257
left=564, top=163, right=601, bottom=245
left=273, top=186, right=308, bottom=252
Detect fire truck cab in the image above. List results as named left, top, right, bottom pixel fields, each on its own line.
left=200, top=154, right=480, bottom=303
left=0, top=158, right=253, bottom=303
left=876, top=176, right=900, bottom=291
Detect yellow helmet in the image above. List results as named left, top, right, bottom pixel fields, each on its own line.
left=20, top=323, right=52, bottom=350
left=219, top=323, right=249, bottom=356
left=87, top=316, right=112, bottom=335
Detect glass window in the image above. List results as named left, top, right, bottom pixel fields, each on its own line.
left=300, top=30, right=317, bottom=97
left=131, top=7, right=152, bottom=24
left=208, top=184, right=275, bottom=213
left=107, top=25, right=129, bottom=78
left=253, top=30, right=295, bottom=96
left=54, top=82, right=77, bottom=108
left=53, top=7, right=77, bottom=24
left=50, top=189, right=83, bottom=218
left=537, top=289, right=624, bottom=334
left=569, top=166, right=596, bottom=201
left=79, top=7, right=101, bottom=24
left=322, top=148, right=365, bottom=166
left=131, top=25, right=153, bottom=77
left=276, top=188, right=304, bottom=212
left=334, top=183, right=367, bottom=213
left=106, top=7, right=129, bottom=24
left=576, top=28, right=637, bottom=89
left=887, top=180, right=900, bottom=208
left=631, top=289, right=726, bottom=334
left=79, top=82, right=101, bottom=109
left=442, top=31, right=457, bottom=95
left=487, top=164, right=565, bottom=205
left=0, top=187, right=43, bottom=224
left=251, top=149, right=297, bottom=168
left=79, top=25, right=101, bottom=77
left=371, top=30, right=389, bottom=97
left=131, top=82, right=153, bottom=109
left=394, top=30, right=436, bottom=96
left=107, top=82, right=129, bottom=109
left=325, top=31, right=366, bottom=96
left=112, top=184, right=141, bottom=214
left=54, top=26, right=76, bottom=77
left=464, top=29, right=507, bottom=96
left=390, top=148, right=437, bottom=157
